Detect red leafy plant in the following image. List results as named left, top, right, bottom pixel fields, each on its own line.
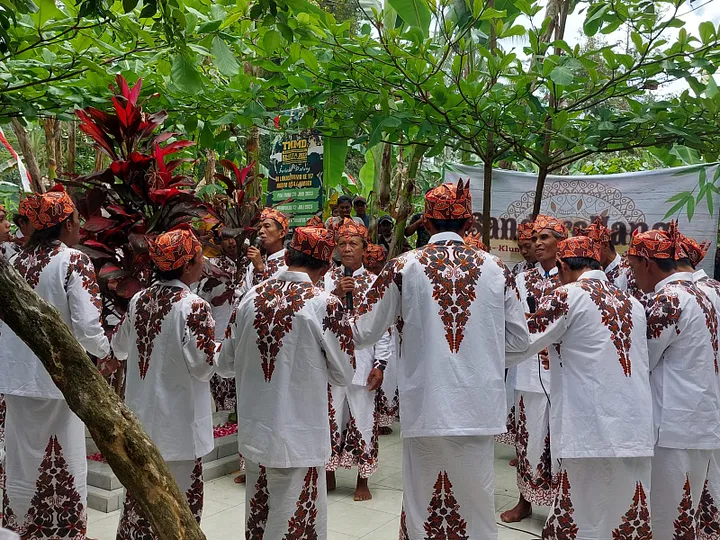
left=65, top=75, right=211, bottom=323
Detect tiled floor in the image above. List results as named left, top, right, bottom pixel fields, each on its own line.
left=87, top=429, right=548, bottom=539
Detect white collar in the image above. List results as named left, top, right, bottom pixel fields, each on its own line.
left=655, top=272, right=695, bottom=293
left=693, top=269, right=709, bottom=281
left=577, top=269, right=608, bottom=282
left=277, top=270, right=312, bottom=283
left=605, top=253, right=622, bottom=273
left=339, top=264, right=366, bottom=277
left=428, top=232, right=464, bottom=243
left=534, top=262, right=559, bottom=277
left=160, top=279, right=191, bottom=291
left=267, top=248, right=286, bottom=261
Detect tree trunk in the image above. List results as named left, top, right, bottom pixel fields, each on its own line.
left=0, top=258, right=206, bottom=540
left=67, top=121, right=76, bottom=174
left=10, top=118, right=44, bottom=193
left=482, top=158, right=493, bottom=246
left=532, top=165, right=550, bottom=218
left=42, top=118, right=57, bottom=180
left=53, top=119, right=63, bottom=176
left=246, top=126, right=262, bottom=203
left=378, top=144, right=392, bottom=212
left=390, top=145, right=426, bottom=258
left=204, top=149, right=217, bottom=185
left=94, top=148, right=106, bottom=172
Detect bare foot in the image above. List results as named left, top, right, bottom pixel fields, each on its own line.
left=234, top=474, right=246, bottom=484
left=509, top=458, right=518, bottom=467
left=354, top=476, right=372, bottom=501
left=500, top=499, right=532, bottom=523
left=326, top=471, right=337, bottom=492
left=379, top=427, right=393, bottom=435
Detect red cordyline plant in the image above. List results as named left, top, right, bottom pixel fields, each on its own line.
left=66, top=74, right=212, bottom=322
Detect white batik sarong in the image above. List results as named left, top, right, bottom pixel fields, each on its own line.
left=697, top=450, right=720, bottom=539
left=515, top=390, right=555, bottom=506
left=543, top=457, right=652, bottom=540
left=399, top=436, right=497, bottom=540
left=327, top=384, right=378, bottom=478
left=2, top=396, right=87, bottom=539
left=650, top=446, right=713, bottom=540
left=116, top=458, right=204, bottom=539
left=375, top=362, right=398, bottom=429
left=0, top=394, right=5, bottom=489
left=495, top=368, right=517, bottom=446
left=245, top=461, right=327, bottom=540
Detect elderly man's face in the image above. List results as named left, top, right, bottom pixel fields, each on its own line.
left=534, top=230, right=559, bottom=264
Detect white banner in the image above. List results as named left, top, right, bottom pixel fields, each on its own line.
left=444, top=163, right=720, bottom=275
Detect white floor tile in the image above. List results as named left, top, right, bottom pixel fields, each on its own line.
left=327, top=500, right=398, bottom=537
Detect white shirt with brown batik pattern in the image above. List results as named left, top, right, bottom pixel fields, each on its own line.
left=217, top=270, right=355, bottom=468
left=0, top=241, right=109, bottom=399
left=112, top=279, right=217, bottom=461
left=241, top=248, right=288, bottom=297
left=197, top=254, right=240, bottom=337
left=507, top=270, right=655, bottom=459
left=514, top=264, right=561, bottom=395
left=646, top=273, right=720, bottom=450
left=352, top=231, right=529, bottom=438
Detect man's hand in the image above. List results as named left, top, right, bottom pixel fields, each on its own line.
left=98, top=355, right=121, bottom=377
left=246, top=246, right=265, bottom=273
left=334, top=277, right=355, bottom=298
left=366, top=368, right=384, bottom=391
left=539, top=349, right=550, bottom=370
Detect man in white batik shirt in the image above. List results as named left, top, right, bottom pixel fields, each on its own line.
left=352, top=180, right=529, bottom=540
left=502, top=214, right=567, bottom=524
left=241, top=207, right=289, bottom=295
left=197, top=228, right=241, bottom=413
left=508, top=236, right=655, bottom=539
left=0, top=188, right=110, bottom=539
left=217, top=226, right=355, bottom=540
left=511, top=221, right=537, bottom=276
left=324, top=220, right=388, bottom=502
left=112, top=228, right=216, bottom=538
left=676, top=231, right=720, bottom=539
left=627, top=223, right=720, bottom=540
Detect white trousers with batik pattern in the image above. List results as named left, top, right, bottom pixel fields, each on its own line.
left=2, top=396, right=88, bottom=539
left=696, top=450, right=720, bottom=540
left=116, top=458, right=204, bottom=539
left=399, top=436, right=497, bottom=540
left=244, top=461, right=327, bottom=540
left=495, top=368, right=517, bottom=446
left=651, top=446, right=714, bottom=540
left=514, top=390, right=556, bottom=506
left=327, top=383, right=378, bottom=478
left=542, top=457, right=653, bottom=540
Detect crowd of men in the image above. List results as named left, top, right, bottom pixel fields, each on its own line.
left=0, top=179, right=718, bottom=540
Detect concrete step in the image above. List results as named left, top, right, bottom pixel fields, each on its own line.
left=87, top=484, right=125, bottom=513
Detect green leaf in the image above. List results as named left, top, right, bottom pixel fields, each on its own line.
left=301, top=49, right=318, bottom=72
left=263, top=29, right=281, bottom=54
left=706, top=77, right=718, bottom=98
left=122, top=0, right=139, bottom=12
left=387, top=0, right=431, bottom=37
left=664, top=193, right=692, bottom=219
left=287, top=75, right=308, bottom=89
left=549, top=65, right=573, bottom=86
left=197, top=20, right=222, bottom=33
left=211, top=36, right=240, bottom=77
left=699, top=21, right=715, bottom=45
left=500, top=24, right=525, bottom=39
left=479, top=7, right=506, bottom=19
left=707, top=186, right=714, bottom=216
left=687, top=196, right=695, bottom=220
left=171, top=53, right=203, bottom=94
left=324, top=137, right=349, bottom=190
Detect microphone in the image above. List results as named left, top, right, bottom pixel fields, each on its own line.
left=253, top=236, right=263, bottom=249
left=344, top=266, right=354, bottom=312
left=526, top=295, right=536, bottom=314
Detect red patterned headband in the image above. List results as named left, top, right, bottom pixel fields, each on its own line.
left=557, top=237, right=602, bottom=263
left=679, top=232, right=710, bottom=267
left=260, top=207, right=289, bottom=234
left=363, top=243, right=387, bottom=266
left=18, top=195, right=39, bottom=218
left=533, top=214, right=568, bottom=239
left=424, top=179, right=473, bottom=220
left=305, top=215, right=325, bottom=228
left=464, top=231, right=488, bottom=251
left=290, top=226, right=336, bottom=263
left=148, top=229, right=202, bottom=271
left=26, top=187, right=75, bottom=231
left=628, top=222, right=687, bottom=261
left=574, top=216, right=611, bottom=244
left=336, top=218, right=368, bottom=240
left=516, top=222, right=534, bottom=241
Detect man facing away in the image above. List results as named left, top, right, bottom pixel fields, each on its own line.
left=112, top=228, right=216, bottom=538
left=627, top=224, right=720, bottom=539
left=217, top=226, right=355, bottom=540
left=352, top=179, right=530, bottom=540
left=508, top=236, right=655, bottom=539
left=0, top=188, right=110, bottom=539
left=324, top=219, right=386, bottom=502
left=502, top=215, right=567, bottom=523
